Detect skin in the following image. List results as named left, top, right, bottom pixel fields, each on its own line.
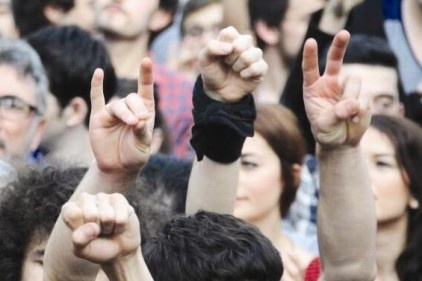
left=234, top=132, right=283, bottom=223
left=21, top=238, right=47, bottom=281
left=58, top=0, right=96, bottom=32
left=340, top=64, right=403, bottom=116
left=0, top=0, right=18, bottom=38
left=361, top=127, right=414, bottom=224
left=177, top=2, right=224, bottom=79
left=0, top=64, right=44, bottom=159
left=95, top=0, right=160, bottom=38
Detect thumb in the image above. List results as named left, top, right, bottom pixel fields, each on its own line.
left=72, top=222, right=101, bottom=250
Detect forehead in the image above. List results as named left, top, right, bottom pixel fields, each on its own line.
left=242, top=132, right=277, bottom=158
left=184, top=2, right=223, bottom=26
left=0, top=63, right=37, bottom=102
left=361, top=127, right=394, bottom=155
left=341, top=64, right=399, bottom=99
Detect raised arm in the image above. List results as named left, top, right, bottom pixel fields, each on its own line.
left=185, top=27, right=267, bottom=215
left=44, top=58, right=155, bottom=281
left=302, top=31, right=376, bottom=280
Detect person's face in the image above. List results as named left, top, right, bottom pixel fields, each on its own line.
left=0, top=0, right=18, bottom=38
left=234, top=132, right=283, bottom=223
left=341, top=64, right=403, bottom=116
left=95, top=0, right=161, bottom=38
left=59, top=0, right=97, bottom=32
left=180, top=3, right=223, bottom=75
left=40, top=93, right=66, bottom=145
left=21, top=237, right=47, bottom=281
left=0, top=64, right=44, bottom=159
left=361, top=127, right=414, bottom=225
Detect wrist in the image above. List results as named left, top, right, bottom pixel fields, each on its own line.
left=101, top=248, right=153, bottom=281
left=87, top=162, right=139, bottom=193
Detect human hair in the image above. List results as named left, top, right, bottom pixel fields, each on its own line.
left=149, top=0, right=179, bottom=45
left=115, top=79, right=172, bottom=153
left=247, top=0, right=288, bottom=50
left=320, top=34, right=405, bottom=102
left=254, top=104, right=306, bottom=218
left=368, top=115, right=422, bottom=280
left=128, top=153, right=192, bottom=241
left=0, top=166, right=85, bottom=281
left=180, top=0, right=221, bottom=37
left=0, top=38, right=48, bottom=116
left=143, top=210, right=283, bottom=281
left=11, top=0, right=74, bottom=36
left=26, top=25, right=116, bottom=126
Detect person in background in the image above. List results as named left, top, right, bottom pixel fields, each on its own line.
left=95, top=0, right=194, bottom=157
left=11, top=0, right=97, bottom=36
left=169, top=0, right=223, bottom=82
left=27, top=25, right=116, bottom=166
left=0, top=38, right=47, bottom=166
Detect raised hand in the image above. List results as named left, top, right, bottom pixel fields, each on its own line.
left=199, top=26, right=268, bottom=103
left=302, top=30, right=371, bottom=147
left=89, top=58, right=155, bottom=173
left=61, top=192, right=141, bottom=264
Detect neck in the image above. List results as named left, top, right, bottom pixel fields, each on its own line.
left=402, top=0, right=422, bottom=64
left=105, top=34, right=149, bottom=79
left=376, top=215, right=408, bottom=281
left=45, top=125, right=93, bottom=167
left=253, top=47, right=289, bottom=103
left=249, top=208, right=288, bottom=249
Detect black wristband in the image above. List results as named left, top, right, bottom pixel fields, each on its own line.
left=190, top=76, right=256, bottom=163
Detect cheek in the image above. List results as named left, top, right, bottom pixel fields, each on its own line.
left=21, top=260, right=43, bottom=281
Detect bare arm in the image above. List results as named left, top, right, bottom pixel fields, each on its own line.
left=44, top=58, right=155, bottom=281
left=302, top=31, right=376, bottom=280
left=185, top=27, right=267, bottom=215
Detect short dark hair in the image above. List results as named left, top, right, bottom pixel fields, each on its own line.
left=320, top=34, right=405, bottom=102
left=180, top=0, right=220, bottom=37
left=254, top=104, right=306, bottom=218
left=27, top=25, right=116, bottom=126
left=128, top=153, right=192, bottom=241
left=11, top=0, right=74, bottom=36
left=0, top=166, right=84, bottom=281
left=248, top=0, right=288, bottom=49
left=143, top=211, right=283, bottom=281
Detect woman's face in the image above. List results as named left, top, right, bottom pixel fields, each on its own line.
left=234, top=132, right=283, bottom=223
left=361, top=127, right=414, bottom=224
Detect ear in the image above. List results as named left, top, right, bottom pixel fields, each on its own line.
left=254, top=20, right=279, bottom=46
left=291, top=163, right=302, bottom=188
left=409, top=197, right=419, bottom=210
left=63, top=97, right=89, bottom=127
left=148, top=9, right=173, bottom=32
left=44, top=5, right=66, bottom=24
left=29, top=117, right=46, bottom=151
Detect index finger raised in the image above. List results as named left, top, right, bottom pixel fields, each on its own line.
left=90, top=68, right=106, bottom=114
left=137, top=57, right=154, bottom=112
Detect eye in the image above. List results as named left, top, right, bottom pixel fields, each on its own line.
left=241, top=160, right=258, bottom=169
left=2, top=97, right=25, bottom=110
left=375, top=160, right=393, bottom=168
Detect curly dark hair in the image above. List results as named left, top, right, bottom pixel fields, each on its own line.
left=0, top=166, right=85, bottom=281
left=143, top=210, right=283, bottom=281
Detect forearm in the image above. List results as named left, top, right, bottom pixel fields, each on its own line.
left=102, top=248, right=153, bottom=281
left=186, top=157, right=239, bottom=215
left=44, top=163, right=140, bottom=281
left=317, top=145, right=376, bottom=281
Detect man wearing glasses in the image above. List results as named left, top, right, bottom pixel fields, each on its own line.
left=0, top=38, right=47, bottom=169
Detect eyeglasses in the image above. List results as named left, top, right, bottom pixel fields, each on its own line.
left=184, top=24, right=223, bottom=38
left=0, top=95, right=38, bottom=120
